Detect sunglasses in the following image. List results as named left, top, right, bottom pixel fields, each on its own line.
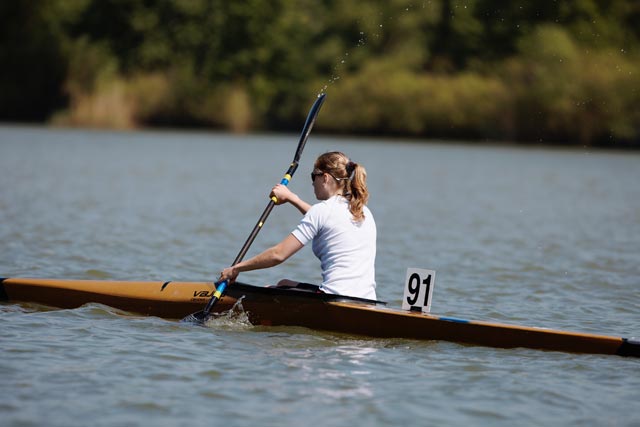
left=311, top=171, right=347, bottom=183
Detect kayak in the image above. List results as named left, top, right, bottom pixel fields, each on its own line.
left=1, top=277, right=638, bottom=358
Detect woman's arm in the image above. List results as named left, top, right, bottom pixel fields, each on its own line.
left=271, top=184, right=311, bottom=214
left=219, top=233, right=303, bottom=283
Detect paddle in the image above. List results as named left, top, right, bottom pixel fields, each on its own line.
left=182, top=93, right=326, bottom=324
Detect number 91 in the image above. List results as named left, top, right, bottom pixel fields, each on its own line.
left=402, top=268, right=435, bottom=313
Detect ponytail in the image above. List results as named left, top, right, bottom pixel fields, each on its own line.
left=346, top=162, right=368, bottom=222
left=314, top=152, right=370, bottom=222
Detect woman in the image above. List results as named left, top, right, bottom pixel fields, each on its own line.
left=219, top=151, right=377, bottom=300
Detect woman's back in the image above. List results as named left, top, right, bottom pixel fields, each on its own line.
left=293, top=195, right=377, bottom=299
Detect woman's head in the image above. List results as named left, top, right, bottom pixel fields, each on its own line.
left=312, top=151, right=369, bottom=222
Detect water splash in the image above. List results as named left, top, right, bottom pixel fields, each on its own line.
left=203, top=296, right=252, bottom=330
left=317, top=4, right=419, bottom=96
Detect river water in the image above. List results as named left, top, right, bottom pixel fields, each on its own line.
left=1, top=125, right=639, bottom=426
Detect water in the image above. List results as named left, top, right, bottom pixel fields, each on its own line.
left=1, top=125, right=639, bottom=426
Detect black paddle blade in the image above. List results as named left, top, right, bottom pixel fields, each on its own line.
left=181, top=310, right=208, bottom=325
left=293, top=93, right=326, bottom=163
left=181, top=287, right=223, bottom=323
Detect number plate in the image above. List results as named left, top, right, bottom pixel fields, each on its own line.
left=402, top=268, right=435, bottom=313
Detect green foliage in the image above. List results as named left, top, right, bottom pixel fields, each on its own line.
left=501, top=25, right=640, bottom=145
left=1, top=0, right=639, bottom=146
left=319, top=60, right=509, bottom=139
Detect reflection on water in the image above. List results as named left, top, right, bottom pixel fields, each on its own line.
left=286, top=344, right=379, bottom=400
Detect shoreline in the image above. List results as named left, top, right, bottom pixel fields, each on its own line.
left=1, top=121, right=638, bottom=152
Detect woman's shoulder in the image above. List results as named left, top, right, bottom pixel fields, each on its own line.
left=306, top=197, right=334, bottom=216
left=305, top=196, right=346, bottom=219
left=314, top=195, right=346, bottom=208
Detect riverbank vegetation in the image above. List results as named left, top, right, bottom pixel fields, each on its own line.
left=2, top=1, right=639, bottom=147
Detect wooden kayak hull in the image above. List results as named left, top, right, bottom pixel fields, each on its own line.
left=1, top=277, right=638, bottom=358
left=0, top=278, right=216, bottom=319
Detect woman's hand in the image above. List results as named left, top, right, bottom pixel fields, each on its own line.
left=272, top=183, right=311, bottom=214
left=219, top=266, right=239, bottom=283
left=270, top=184, right=296, bottom=205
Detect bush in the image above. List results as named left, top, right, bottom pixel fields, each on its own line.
left=316, top=60, right=510, bottom=139
left=501, top=25, right=640, bottom=145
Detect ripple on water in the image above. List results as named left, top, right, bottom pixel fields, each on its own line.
left=1, top=129, right=639, bottom=427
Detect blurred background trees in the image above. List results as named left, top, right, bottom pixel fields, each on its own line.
left=1, top=0, right=639, bottom=146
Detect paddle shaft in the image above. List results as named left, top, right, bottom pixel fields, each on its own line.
left=202, top=167, right=291, bottom=314
left=200, top=94, right=326, bottom=317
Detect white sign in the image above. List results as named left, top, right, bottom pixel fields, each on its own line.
left=402, top=268, right=435, bottom=313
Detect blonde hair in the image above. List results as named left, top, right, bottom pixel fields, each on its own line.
left=314, top=151, right=369, bottom=222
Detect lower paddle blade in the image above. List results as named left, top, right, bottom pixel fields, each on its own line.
left=181, top=310, right=208, bottom=325
left=182, top=287, right=224, bottom=324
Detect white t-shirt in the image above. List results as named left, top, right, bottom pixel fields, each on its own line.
left=291, top=195, right=377, bottom=300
